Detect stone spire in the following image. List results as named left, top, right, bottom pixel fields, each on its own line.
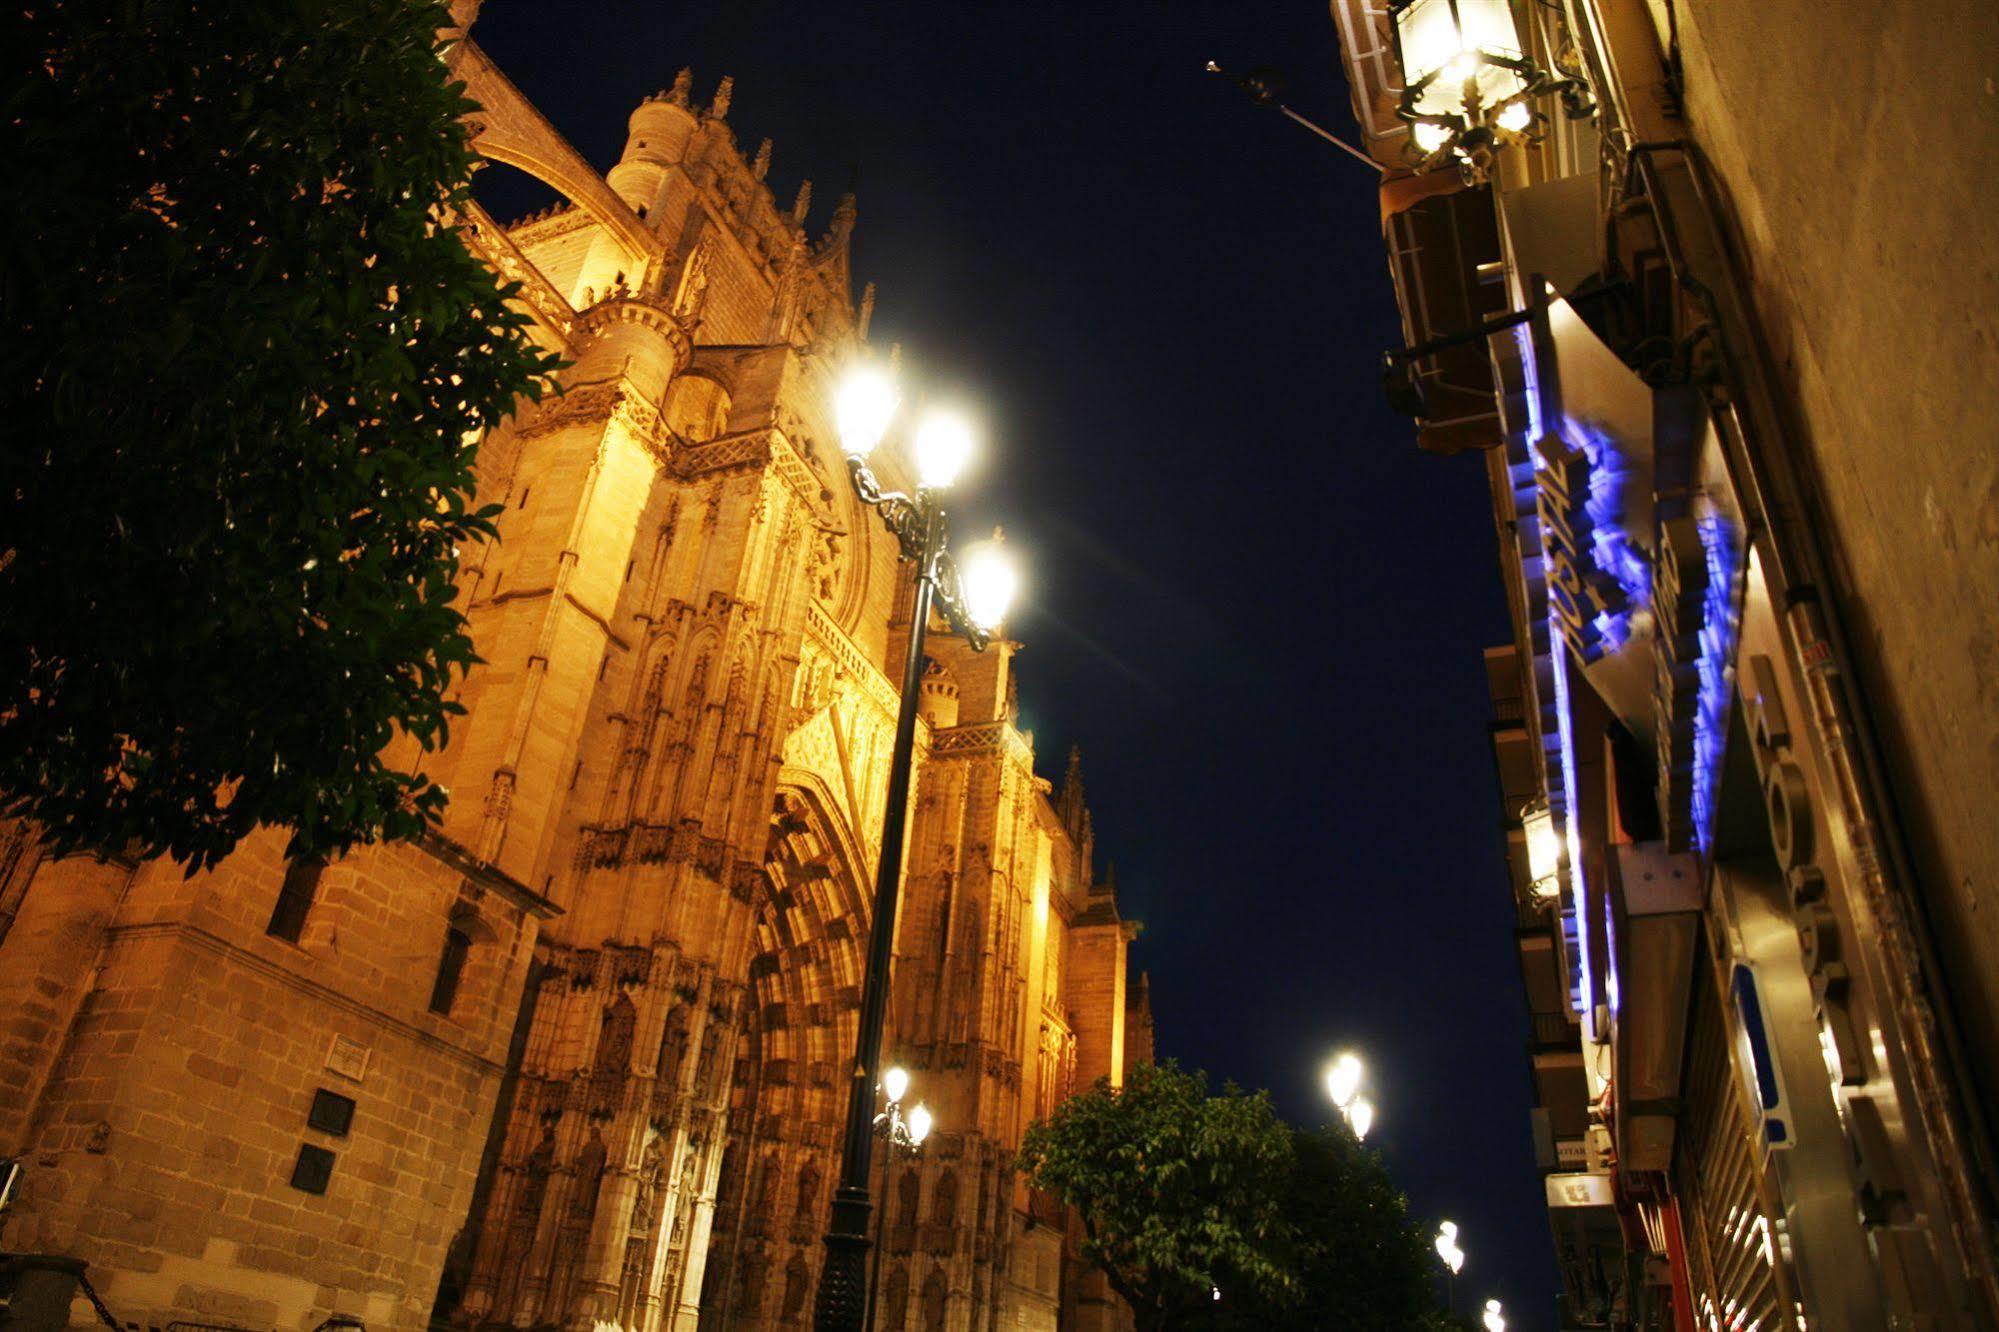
left=790, top=180, right=812, bottom=226
left=825, top=190, right=857, bottom=246
left=667, top=67, right=692, bottom=107
left=752, top=138, right=772, bottom=181
left=1057, top=745, right=1086, bottom=835
left=707, top=75, right=734, bottom=120
left=857, top=281, right=877, bottom=341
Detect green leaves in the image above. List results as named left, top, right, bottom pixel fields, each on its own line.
left=1018, top=1063, right=1442, bottom=1330
left=1019, top=1062, right=1295, bottom=1329
left=1, top=0, right=559, bottom=870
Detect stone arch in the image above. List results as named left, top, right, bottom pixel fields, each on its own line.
left=455, top=43, right=658, bottom=277
left=705, top=778, right=873, bottom=1322
left=665, top=374, right=733, bottom=444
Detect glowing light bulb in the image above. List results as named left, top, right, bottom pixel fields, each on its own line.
left=1496, top=101, right=1532, bottom=133
left=1325, top=1052, right=1364, bottom=1109
left=906, top=1102, right=933, bottom=1146
left=1412, top=121, right=1451, bottom=154
left=882, top=1065, right=910, bottom=1105
left=956, top=539, right=1018, bottom=632
left=1348, top=1096, right=1375, bottom=1141
left=836, top=367, right=898, bottom=459
left=912, top=409, right=975, bottom=490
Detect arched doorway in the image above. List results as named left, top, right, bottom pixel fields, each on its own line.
left=702, top=784, right=870, bottom=1328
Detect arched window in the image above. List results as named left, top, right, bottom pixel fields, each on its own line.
left=664, top=374, right=731, bottom=444
left=896, top=1169, right=921, bottom=1228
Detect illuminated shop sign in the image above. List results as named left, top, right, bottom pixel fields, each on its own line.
left=1525, top=288, right=1746, bottom=857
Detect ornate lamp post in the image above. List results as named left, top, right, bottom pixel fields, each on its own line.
left=814, top=366, right=1018, bottom=1331
left=864, top=1067, right=932, bottom=1331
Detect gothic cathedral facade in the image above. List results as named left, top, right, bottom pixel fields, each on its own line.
left=0, top=17, right=1148, bottom=1332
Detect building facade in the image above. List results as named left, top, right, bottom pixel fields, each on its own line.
left=1328, top=0, right=1998, bottom=1327
left=0, top=15, right=1147, bottom=1332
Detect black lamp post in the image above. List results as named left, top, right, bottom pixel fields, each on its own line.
left=812, top=369, right=1016, bottom=1332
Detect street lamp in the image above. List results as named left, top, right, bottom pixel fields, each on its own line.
left=1483, top=1297, right=1507, bottom=1332
left=864, top=1068, right=932, bottom=1331
left=1387, top=0, right=1591, bottom=178
left=1521, top=801, right=1563, bottom=899
left=1435, top=1220, right=1466, bottom=1313
left=1325, top=1052, right=1364, bottom=1110
left=815, top=365, right=1018, bottom=1332
left=1324, top=1051, right=1375, bottom=1140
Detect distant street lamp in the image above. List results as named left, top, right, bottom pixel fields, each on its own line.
left=864, top=1067, right=932, bottom=1331
left=1435, top=1220, right=1466, bottom=1313
left=1324, top=1051, right=1376, bottom=1140
left=815, top=366, right=1019, bottom=1332
left=1483, top=1297, right=1507, bottom=1332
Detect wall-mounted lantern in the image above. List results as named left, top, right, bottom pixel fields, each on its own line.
left=1389, top=0, right=1592, bottom=178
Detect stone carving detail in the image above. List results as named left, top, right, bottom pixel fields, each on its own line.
left=671, top=235, right=713, bottom=323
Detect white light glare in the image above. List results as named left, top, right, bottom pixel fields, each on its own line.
left=1496, top=100, right=1532, bottom=133
left=956, top=539, right=1018, bottom=632
left=1348, top=1096, right=1375, bottom=1142
left=1523, top=802, right=1562, bottom=895
left=906, top=1102, right=934, bottom=1145
left=1483, top=1298, right=1507, bottom=1332
left=913, top=409, right=975, bottom=490
left=882, top=1065, right=910, bottom=1106
left=1412, top=121, right=1451, bottom=154
left=1435, top=1221, right=1466, bottom=1274
left=1325, top=1052, right=1364, bottom=1109
left=836, top=367, right=899, bottom=459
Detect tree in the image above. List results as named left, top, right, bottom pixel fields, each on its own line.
left=1215, top=1123, right=1446, bottom=1331
left=1018, top=1062, right=1295, bottom=1330
left=3, top=0, right=558, bottom=870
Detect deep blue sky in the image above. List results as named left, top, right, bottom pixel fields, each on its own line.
left=472, top=1, right=1551, bottom=1321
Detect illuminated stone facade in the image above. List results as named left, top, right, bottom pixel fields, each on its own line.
left=0, top=16, right=1146, bottom=1332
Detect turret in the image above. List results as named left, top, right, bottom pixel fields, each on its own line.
left=606, top=81, right=700, bottom=218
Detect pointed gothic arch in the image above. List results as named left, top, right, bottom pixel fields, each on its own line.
left=705, top=778, right=873, bottom=1327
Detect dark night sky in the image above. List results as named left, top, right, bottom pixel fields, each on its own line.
left=473, top=1, right=1552, bottom=1321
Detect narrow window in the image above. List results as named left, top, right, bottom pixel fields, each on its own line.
left=267, top=857, right=325, bottom=943
left=517, top=486, right=531, bottom=510
left=429, top=926, right=473, bottom=1015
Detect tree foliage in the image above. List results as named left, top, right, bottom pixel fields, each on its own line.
left=1018, top=1062, right=1295, bottom=1330
left=1215, top=1124, right=1447, bottom=1331
left=1020, top=1063, right=1446, bottom=1330
left=2, top=0, right=558, bottom=869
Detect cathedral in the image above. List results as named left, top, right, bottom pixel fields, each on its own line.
left=0, top=15, right=1149, bottom=1332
